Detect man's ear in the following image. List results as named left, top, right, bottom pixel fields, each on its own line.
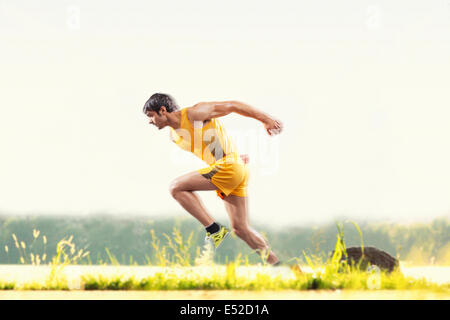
left=159, top=106, right=167, bottom=115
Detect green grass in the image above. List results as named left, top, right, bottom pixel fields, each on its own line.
left=79, top=264, right=449, bottom=291
left=79, top=269, right=449, bottom=292
left=1, top=223, right=449, bottom=292
left=0, top=281, right=15, bottom=290
left=78, top=223, right=450, bottom=292
left=1, top=264, right=448, bottom=291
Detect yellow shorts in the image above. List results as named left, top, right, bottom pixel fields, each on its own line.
left=198, top=156, right=250, bottom=199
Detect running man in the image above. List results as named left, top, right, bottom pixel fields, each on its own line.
left=143, top=93, right=283, bottom=265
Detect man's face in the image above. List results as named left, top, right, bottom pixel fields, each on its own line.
left=145, top=109, right=167, bottom=130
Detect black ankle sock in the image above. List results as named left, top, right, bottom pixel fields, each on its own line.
left=205, top=222, right=220, bottom=234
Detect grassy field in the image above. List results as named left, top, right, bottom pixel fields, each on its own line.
left=0, top=264, right=449, bottom=300
left=1, top=223, right=449, bottom=299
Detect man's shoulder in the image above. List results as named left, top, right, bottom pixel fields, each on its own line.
left=184, top=104, right=198, bottom=116
left=182, top=106, right=195, bottom=118
left=184, top=105, right=212, bottom=126
left=185, top=102, right=214, bottom=119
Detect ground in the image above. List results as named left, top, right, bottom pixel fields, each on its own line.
left=0, top=289, right=449, bottom=300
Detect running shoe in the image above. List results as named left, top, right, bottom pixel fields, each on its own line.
left=205, top=225, right=230, bottom=250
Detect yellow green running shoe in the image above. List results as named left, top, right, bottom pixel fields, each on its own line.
left=205, top=226, right=230, bottom=250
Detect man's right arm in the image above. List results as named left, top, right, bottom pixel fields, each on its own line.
left=230, top=101, right=283, bottom=136
left=189, top=101, right=284, bottom=136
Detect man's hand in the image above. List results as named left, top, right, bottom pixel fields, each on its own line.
left=263, top=117, right=284, bottom=136
left=240, top=154, right=250, bottom=164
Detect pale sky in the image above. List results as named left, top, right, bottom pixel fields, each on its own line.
left=1, top=0, right=450, bottom=227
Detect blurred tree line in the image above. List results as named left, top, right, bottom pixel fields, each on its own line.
left=0, top=215, right=449, bottom=265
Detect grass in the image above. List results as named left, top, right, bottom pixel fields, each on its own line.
left=0, top=281, right=15, bottom=290
left=79, top=268, right=449, bottom=292
left=2, top=266, right=448, bottom=291
left=0, top=223, right=449, bottom=292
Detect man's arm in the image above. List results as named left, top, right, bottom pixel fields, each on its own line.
left=189, top=101, right=283, bottom=136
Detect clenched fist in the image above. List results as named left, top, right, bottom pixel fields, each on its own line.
left=240, top=154, right=250, bottom=164
left=264, top=117, right=284, bottom=136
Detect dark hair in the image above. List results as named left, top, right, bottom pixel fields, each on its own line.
left=143, top=93, right=179, bottom=114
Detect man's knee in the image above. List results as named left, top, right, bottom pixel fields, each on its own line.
left=232, top=225, right=251, bottom=239
left=169, top=180, right=183, bottom=198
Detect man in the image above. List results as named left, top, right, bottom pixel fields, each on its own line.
left=143, top=93, right=283, bottom=265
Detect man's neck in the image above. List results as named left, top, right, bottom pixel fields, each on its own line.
left=167, top=110, right=181, bottom=129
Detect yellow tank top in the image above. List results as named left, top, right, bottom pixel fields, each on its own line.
left=170, top=107, right=240, bottom=165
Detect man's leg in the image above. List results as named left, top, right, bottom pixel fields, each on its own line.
left=223, top=195, right=279, bottom=265
left=170, top=171, right=218, bottom=227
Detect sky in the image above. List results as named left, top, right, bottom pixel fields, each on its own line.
left=1, top=0, right=450, bottom=227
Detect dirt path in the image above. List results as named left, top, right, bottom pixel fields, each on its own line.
left=0, top=290, right=449, bottom=300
